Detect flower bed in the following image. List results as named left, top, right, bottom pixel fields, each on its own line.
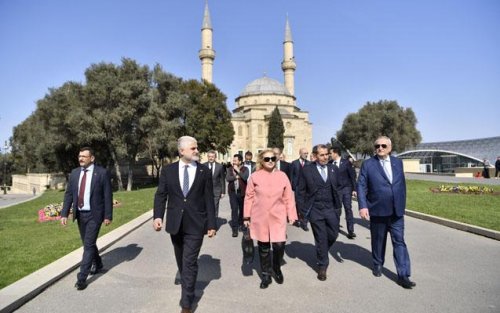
left=430, top=185, right=495, bottom=195
left=37, top=200, right=121, bottom=222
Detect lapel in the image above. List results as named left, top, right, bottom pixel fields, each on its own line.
left=186, top=162, right=204, bottom=197
left=172, top=162, right=183, bottom=196
left=89, top=166, right=98, bottom=196
left=311, top=162, right=326, bottom=183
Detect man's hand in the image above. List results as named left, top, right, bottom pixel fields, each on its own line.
left=220, top=193, right=225, bottom=199
left=60, top=217, right=68, bottom=226
left=207, top=229, right=216, bottom=238
left=104, top=219, right=112, bottom=226
left=359, top=208, right=370, bottom=220
left=153, top=218, right=163, bottom=231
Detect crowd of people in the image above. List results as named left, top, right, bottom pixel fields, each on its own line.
left=61, top=135, right=416, bottom=313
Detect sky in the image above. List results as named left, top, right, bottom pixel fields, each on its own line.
left=1, top=0, right=499, bottom=154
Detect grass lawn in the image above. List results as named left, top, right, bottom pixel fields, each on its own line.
left=406, top=180, right=500, bottom=231
left=0, top=188, right=155, bottom=289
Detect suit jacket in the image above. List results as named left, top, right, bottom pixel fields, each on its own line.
left=226, top=166, right=249, bottom=197
left=329, top=158, right=356, bottom=192
left=154, top=161, right=216, bottom=235
left=295, top=162, right=342, bottom=217
left=277, top=160, right=292, bottom=182
left=243, top=161, right=256, bottom=174
left=291, top=158, right=310, bottom=191
left=203, top=161, right=226, bottom=196
left=62, top=164, right=113, bottom=223
left=356, top=155, right=406, bottom=217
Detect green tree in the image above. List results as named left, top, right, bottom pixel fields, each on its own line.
left=267, top=106, right=285, bottom=150
left=180, top=79, right=234, bottom=153
left=336, top=100, right=422, bottom=156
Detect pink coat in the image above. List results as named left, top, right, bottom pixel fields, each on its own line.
left=244, top=169, right=298, bottom=242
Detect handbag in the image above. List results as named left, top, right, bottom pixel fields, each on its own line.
left=241, top=227, right=254, bottom=264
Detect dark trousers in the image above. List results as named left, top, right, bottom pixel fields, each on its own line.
left=228, top=191, right=244, bottom=230
left=340, top=190, right=355, bottom=233
left=370, top=215, right=411, bottom=277
left=76, top=211, right=102, bottom=282
left=171, top=231, right=204, bottom=309
left=309, top=207, right=339, bottom=268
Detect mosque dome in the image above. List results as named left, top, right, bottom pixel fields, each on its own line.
left=237, top=76, right=292, bottom=98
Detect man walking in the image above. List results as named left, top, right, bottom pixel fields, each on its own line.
left=61, top=147, right=113, bottom=291
left=204, top=150, right=226, bottom=226
left=296, top=144, right=342, bottom=281
left=329, top=146, right=357, bottom=239
left=291, top=148, right=310, bottom=231
left=495, top=156, right=500, bottom=179
left=357, top=136, right=416, bottom=289
left=153, top=136, right=216, bottom=313
left=244, top=151, right=257, bottom=175
left=226, top=154, right=249, bottom=237
left=273, top=147, right=291, bottom=181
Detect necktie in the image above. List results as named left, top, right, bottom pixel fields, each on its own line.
left=183, top=165, right=189, bottom=197
left=382, top=160, right=393, bottom=183
left=300, top=159, right=304, bottom=167
left=320, top=166, right=327, bottom=182
left=78, top=169, right=87, bottom=208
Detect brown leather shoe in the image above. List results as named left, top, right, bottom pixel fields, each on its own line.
left=317, top=268, right=327, bottom=281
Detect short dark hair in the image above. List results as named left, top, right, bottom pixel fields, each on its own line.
left=329, top=146, right=341, bottom=155
left=312, top=144, right=328, bottom=155
left=245, top=151, right=253, bottom=157
left=80, top=146, right=94, bottom=156
left=233, top=154, right=243, bottom=162
left=207, top=150, right=216, bottom=155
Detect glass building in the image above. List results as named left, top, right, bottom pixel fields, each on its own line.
left=397, top=136, right=500, bottom=173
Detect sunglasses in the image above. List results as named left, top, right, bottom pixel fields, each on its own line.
left=374, top=144, right=388, bottom=149
left=263, top=156, right=277, bottom=162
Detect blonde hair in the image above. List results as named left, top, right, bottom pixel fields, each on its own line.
left=256, top=148, right=276, bottom=171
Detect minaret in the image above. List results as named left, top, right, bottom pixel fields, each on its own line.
left=199, top=0, right=215, bottom=83
left=281, top=16, right=296, bottom=96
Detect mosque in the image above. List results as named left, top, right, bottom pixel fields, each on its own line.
left=198, top=2, right=312, bottom=160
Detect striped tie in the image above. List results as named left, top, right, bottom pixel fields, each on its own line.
left=183, top=165, right=189, bottom=197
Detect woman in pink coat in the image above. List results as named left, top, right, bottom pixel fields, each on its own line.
left=243, top=149, right=298, bottom=289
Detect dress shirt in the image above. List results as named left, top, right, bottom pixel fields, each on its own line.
left=78, top=164, right=94, bottom=211
left=316, top=164, right=328, bottom=181
left=179, top=160, right=197, bottom=192
left=379, top=157, right=393, bottom=183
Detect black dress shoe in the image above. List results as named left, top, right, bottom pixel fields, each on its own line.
left=317, top=268, right=327, bottom=281
left=372, top=265, right=382, bottom=277
left=300, top=223, right=309, bottom=232
left=74, top=280, right=87, bottom=290
left=272, top=269, right=284, bottom=284
left=90, top=263, right=103, bottom=275
left=232, top=229, right=238, bottom=237
left=292, top=221, right=301, bottom=228
left=347, top=232, right=356, bottom=239
left=260, top=275, right=272, bottom=289
left=397, top=276, right=416, bottom=289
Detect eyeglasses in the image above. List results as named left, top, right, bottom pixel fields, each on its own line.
left=374, top=144, right=388, bottom=149
left=263, top=156, right=277, bottom=162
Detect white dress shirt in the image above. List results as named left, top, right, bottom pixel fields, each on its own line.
left=179, top=160, right=197, bottom=192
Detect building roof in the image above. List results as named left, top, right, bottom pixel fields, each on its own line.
left=237, top=76, right=292, bottom=98
left=398, top=136, right=500, bottom=165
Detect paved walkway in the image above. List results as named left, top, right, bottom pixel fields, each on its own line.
left=16, top=197, right=500, bottom=313
left=0, top=193, right=39, bottom=209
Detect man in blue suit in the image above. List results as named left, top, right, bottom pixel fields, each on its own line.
left=61, top=147, right=113, bottom=291
left=296, top=144, right=342, bottom=281
left=154, top=136, right=216, bottom=313
left=291, top=148, right=311, bottom=231
left=329, top=146, right=357, bottom=239
left=357, top=136, right=416, bottom=289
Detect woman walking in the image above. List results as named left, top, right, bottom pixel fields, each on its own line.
left=244, top=149, right=297, bottom=289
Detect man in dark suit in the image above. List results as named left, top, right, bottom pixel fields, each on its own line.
left=357, top=136, right=416, bottom=289
left=226, top=154, right=249, bottom=237
left=273, top=147, right=291, bottom=181
left=296, top=144, right=342, bottom=281
left=61, top=147, right=113, bottom=291
left=204, top=150, right=226, bottom=226
left=329, top=146, right=357, bottom=239
left=291, top=148, right=310, bottom=231
left=153, top=136, right=216, bottom=313
left=244, top=150, right=257, bottom=175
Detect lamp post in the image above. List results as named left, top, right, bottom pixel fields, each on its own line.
left=2, top=141, right=7, bottom=194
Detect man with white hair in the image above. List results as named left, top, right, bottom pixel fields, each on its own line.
left=153, top=136, right=216, bottom=313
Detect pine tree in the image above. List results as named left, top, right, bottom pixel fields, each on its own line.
left=267, top=106, right=285, bottom=150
